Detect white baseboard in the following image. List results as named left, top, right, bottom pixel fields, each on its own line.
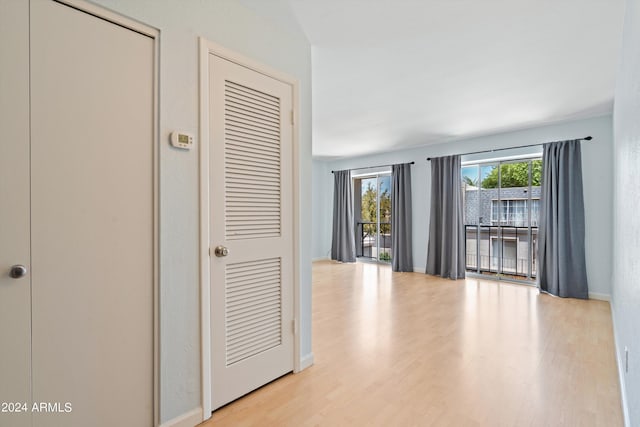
left=413, top=267, right=424, bottom=273
left=610, top=305, right=631, bottom=427
left=312, top=257, right=330, bottom=262
left=299, top=352, right=314, bottom=370
left=159, top=407, right=203, bottom=427
left=589, top=292, right=611, bottom=301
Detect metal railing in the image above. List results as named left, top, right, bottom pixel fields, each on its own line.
left=356, top=221, right=391, bottom=261
left=464, top=225, right=538, bottom=279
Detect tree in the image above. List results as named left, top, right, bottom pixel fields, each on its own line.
left=481, top=160, right=542, bottom=188
left=379, top=188, right=390, bottom=223
left=361, top=182, right=376, bottom=222
left=361, top=182, right=377, bottom=235
left=379, top=187, right=391, bottom=236
left=360, top=181, right=391, bottom=235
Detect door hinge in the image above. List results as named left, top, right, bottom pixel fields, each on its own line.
left=290, top=110, right=294, bottom=126
left=292, top=319, right=297, bottom=334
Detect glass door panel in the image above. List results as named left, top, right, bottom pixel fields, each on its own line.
left=462, top=158, right=541, bottom=282
left=480, top=164, right=497, bottom=227
left=480, top=165, right=499, bottom=275
left=354, top=173, right=392, bottom=263
left=498, top=160, right=529, bottom=278
left=378, top=175, right=391, bottom=262
left=461, top=166, right=479, bottom=272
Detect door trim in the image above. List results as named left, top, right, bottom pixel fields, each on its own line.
left=198, top=37, right=301, bottom=422
left=51, top=1, right=160, bottom=425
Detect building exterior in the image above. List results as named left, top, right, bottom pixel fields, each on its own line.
left=464, top=184, right=541, bottom=279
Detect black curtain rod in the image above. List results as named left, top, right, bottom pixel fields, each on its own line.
left=331, top=161, right=414, bottom=174
left=426, top=136, right=593, bottom=161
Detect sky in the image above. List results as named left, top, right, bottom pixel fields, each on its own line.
left=361, top=175, right=390, bottom=197
left=461, top=165, right=496, bottom=186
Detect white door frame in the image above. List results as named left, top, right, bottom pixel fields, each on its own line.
left=198, top=37, right=301, bottom=421
left=52, top=1, right=160, bottom=425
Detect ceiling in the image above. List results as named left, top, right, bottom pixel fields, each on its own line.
left=240, top=0, right=625, bottom=159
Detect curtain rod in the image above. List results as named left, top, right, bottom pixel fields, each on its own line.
left=331, top=161, right=414, bottom=174
left=426, top=136, right=593, bottom=161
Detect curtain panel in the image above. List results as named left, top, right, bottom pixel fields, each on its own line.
left=391, top=163, right=413, bottom=272
left=538, top=140, right=589, bottom=298
left=331, top=170, right=356, bottom=262
left=426, top=155, right=465, bottom=279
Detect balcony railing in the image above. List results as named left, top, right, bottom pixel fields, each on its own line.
left=356, top=221, right=391, bottom=261
left=464, top=225, right=538, bottom=279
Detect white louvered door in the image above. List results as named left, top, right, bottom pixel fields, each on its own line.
left=209, top=54, right=294, bottom=410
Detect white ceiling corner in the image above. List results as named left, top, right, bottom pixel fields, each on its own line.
left=242, top=0, right=625, bottom=159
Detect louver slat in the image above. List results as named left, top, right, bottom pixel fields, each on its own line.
left=226, top=186, right=279, bottom=196
left=226, top=83, right=280, bottom=108
left=226, top=105, right=279, bottom=126
left=227, top=139, right=279, bottom=154
left=225, top=258, right=282, bottom=366
left=225, top=156, right=280, bottom=171
left=226, top=115, right=280, bottom=134
left=224, top=80, right=281, bottom=240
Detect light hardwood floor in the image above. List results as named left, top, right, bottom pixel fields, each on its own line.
left=200, top=261, right=623, bottom=426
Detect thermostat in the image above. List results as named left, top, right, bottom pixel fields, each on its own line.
left=170, top=131, right=194, bottom=150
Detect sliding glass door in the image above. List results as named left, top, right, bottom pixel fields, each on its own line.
left=462, top=158, right=541, bottom=282
left=353, top=173, right=391, bottom=263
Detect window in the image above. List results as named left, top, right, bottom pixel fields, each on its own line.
left=462, top=157, right=541, bottom=281
left=491, top=199, right=540, bottom=226
left=353, top=173, right=392, bottom=262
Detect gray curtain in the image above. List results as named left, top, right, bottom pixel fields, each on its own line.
left=391, top=163, right=413, bottom=272
left=331, top=170, right=356, bottom=262
left=426, top=155, right=465, bottom=279
left=538, top=140, right=589, bottom=298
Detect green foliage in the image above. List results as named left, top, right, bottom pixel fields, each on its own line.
left=361, top=182, right=376, bottom=222
left=360, top=181, right=391, bottom=236
left=380, top=190, right=390, bottom=222
left=481, top=160, right=542, bottom=188
left=531, top=159, right=542, bottom=184
left=379, top=252, right=391, bottom=262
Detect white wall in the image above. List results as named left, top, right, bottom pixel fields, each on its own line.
left=612, top=0, right=640, bottom=423
left=311, top=159, right=333, bottom=260
left=315, top=115, right=613, bottom=298
left=89, top=0, right=312, bottom=423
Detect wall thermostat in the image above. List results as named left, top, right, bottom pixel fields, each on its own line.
left=170, top=131, right=194, bottom=150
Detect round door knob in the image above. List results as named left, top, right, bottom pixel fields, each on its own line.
left=214, top=246, right=229, bottom=257
left=9, top=265, right=27, bottom=279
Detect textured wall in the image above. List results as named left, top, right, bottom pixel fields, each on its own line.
left=612, top=0, right=640, bottom=423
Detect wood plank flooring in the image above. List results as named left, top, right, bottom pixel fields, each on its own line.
left=200, top=261, right=623, bottom=426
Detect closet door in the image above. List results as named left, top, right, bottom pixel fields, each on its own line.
left=30, top=1, right=155, bottom=425
left=0, top=1, right=31, bottom=425
left=209, top=54, right=294, bottom=410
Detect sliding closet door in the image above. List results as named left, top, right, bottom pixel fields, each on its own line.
left=0, top=1, right=31, bottom=426
left=30, top=1, right=154, bottom=425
